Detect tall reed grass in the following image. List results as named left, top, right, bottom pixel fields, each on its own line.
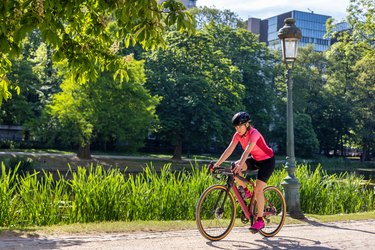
left=296, top=164, right=374, bottom=214
left=0, top=162, right=373, bottom=227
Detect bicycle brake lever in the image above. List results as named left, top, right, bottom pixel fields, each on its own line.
left=231, top=162, right=236, bottom=170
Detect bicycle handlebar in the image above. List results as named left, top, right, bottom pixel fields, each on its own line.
left=213, top=167, right=233, bottom=175
left=208, top=162, right=249, bottom=184
left=207, top=161, right=236, bottom=179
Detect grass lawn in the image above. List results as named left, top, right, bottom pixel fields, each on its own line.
left=1, top=211, right=374, bottom=236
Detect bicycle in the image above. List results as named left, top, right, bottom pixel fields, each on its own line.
left=195, top=162, right=286, bottom=241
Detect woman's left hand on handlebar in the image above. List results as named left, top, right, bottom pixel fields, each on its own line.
left=232, top=162, right=242, bottom=174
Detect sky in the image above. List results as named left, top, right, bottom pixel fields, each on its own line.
left=196, top=0, right=350, bottom=22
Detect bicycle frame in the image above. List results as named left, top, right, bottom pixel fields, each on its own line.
left=219, top=169, right=256, bottom=222
left=232, top=175, right=255, bottom=219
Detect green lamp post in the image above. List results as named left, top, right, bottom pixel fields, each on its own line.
left=278, top=18, right=305, bottom=219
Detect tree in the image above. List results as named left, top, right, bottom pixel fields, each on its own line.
left=48, top=56, right=158, bottom=159
left=0, top=31, right=51, bottom=127
left=271, top=45, right=335, bottom=157
left=324, top=0, right=375, bottom=160
left=189, top=8, right=276, bottom=136
left=0, top=0, right=195, bottom=104
left=346, top=0, right=375, bottom=47
left=189, top=6, right=244, bottom=29
left=292, top=46, right=355, bottom=156
left=346, top=0, right=375, bottom=160
left=203, top=23, right=276, bottom=136
left=0, top=60, right=38, bottom=126
left=351, top=51, right=375, bottom=160
left=272, top=113, right=318, bottom=157
left=145, top=31, right=244, bottom=160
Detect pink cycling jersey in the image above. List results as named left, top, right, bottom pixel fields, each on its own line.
left=232, top=127, right=274, bottom=161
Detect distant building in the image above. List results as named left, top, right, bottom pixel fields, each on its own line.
left=159, top=0, right=197, bottom=9
left=248, top=10, right=332, bottom=52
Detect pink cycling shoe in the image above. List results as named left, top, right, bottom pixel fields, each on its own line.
left=249, top=218, right=265, bottom=234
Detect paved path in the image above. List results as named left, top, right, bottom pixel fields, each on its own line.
left=0, top=220, right=374, bottom=250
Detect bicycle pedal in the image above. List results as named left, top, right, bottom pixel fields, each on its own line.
left=240, top=213, right=249, bottom=224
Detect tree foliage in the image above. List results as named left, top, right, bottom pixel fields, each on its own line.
left=204, top=24, right=276, bottom=135
left=347, top=0, right=375, bottom=46
left=48, top=56, right=158, bottom=158
left=145, top=31, right=244, bottom=160
left=324, top=0, right=375, bottom=159
left=0, top=31, right=60, bottom=127
left=189, top=6, right=244, bottom=29
left=0, top=0, right=195, bottom=104
left=190, top=8, right=276, bottom=135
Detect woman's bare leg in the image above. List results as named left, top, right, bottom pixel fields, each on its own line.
left=254, top=179, right=267, bottom=217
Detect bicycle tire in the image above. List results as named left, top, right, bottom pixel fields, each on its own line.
left=252, top=186, right=286, bottom=237
left=195, top=185, right=236, bottom=241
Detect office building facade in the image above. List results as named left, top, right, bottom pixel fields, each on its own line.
left=248, top=10, right=332, bottom=52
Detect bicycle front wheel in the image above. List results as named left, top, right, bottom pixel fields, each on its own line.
left=195, top=185, right=236, bottom=241
left=252, top=186, right=286, bottom=237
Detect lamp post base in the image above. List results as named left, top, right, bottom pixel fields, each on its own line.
left=282, top=176, right=305, bottom=219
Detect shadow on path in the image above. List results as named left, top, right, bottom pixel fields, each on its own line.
left=296, top=218, right=375, bottom=235
left=0, top=230, right=87, bottom=250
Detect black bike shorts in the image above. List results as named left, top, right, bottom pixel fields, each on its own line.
left=245, top=156, right=275, bottom=183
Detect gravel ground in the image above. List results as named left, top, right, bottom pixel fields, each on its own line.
left=0, top=219, right=374, bottom=250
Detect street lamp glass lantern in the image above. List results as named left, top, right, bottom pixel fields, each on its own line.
left=278, top=18, right=302, bottom=65
left=281, top=37, right=299, bottom=63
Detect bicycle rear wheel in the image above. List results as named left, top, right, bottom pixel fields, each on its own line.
left=195, top=185, right=236, bottom=241
left=252, top=186, right=286, bottom=237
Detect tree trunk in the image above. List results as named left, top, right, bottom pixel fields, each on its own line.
left=77, top=143, right=92, bottom=159
left=360, top=138, right=372, bottom=162
left=172, top=135, right=182, bottom=161
left=340, top=135, right=344, bottom=157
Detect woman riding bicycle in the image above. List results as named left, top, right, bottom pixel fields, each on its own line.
left=212, top=111, right=275, bottom=233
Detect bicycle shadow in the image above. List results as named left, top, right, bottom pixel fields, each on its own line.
left=206, top=236, right=334, bottom=250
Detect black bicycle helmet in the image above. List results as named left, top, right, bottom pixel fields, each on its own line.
left=232, top=112, right=251, bottom=126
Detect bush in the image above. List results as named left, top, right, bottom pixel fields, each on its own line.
left=0, top=140, right=19, bottom=149
left=4, top=156, right=34, bottom=175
